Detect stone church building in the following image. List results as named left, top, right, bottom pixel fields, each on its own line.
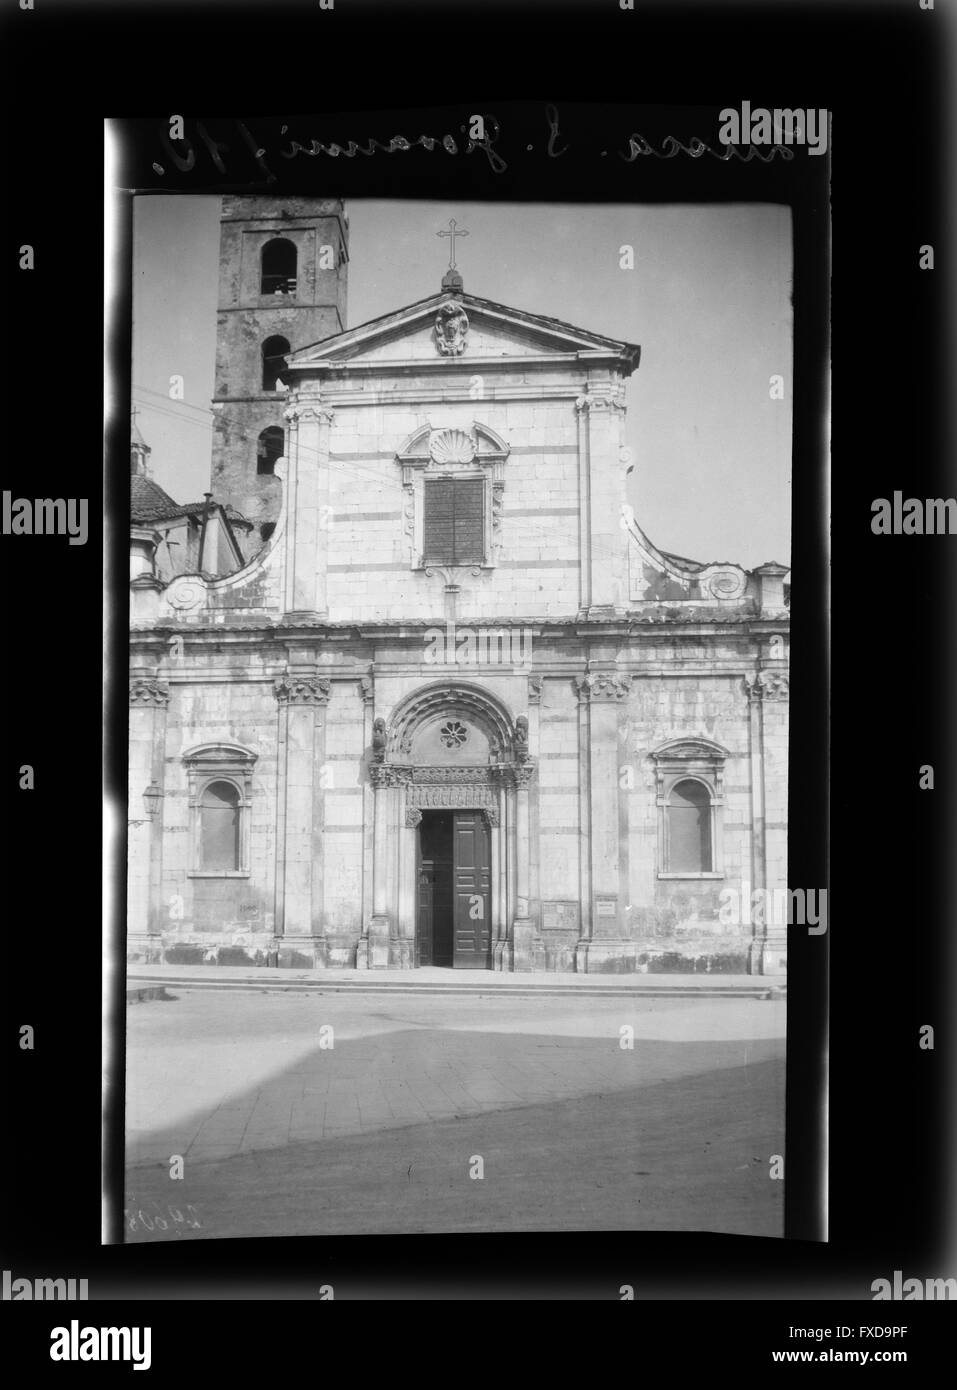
left=128, top=197, right=790, bottom=975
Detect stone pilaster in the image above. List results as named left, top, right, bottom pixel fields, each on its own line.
left=744, top=671, right=790, bottom=974
left=509, top=762, right=545, bottom=971
left=575, top=384, right=629, bottom=615
left=127, top=676, right=170, bottom=962
left=273, top=671, right=330, bottom=966
left=282, top=399, right=333, bottom=619
left=574, top=670, right=635, bottom=972
left=358, top=763, right=411, bottom=969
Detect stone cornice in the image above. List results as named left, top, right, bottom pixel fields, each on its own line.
left=132, top=609, right=786, bottom=641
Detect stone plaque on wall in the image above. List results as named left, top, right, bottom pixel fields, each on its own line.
left=542, top=901, right=579, bottom=933
left=595, top=897, right=617, bottom=918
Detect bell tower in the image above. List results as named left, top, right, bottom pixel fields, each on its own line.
left=210, top=196, right=348, bottom=539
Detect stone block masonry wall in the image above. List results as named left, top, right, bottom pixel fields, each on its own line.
left=623, top=662, right=767, bottom=973
left=153, top=648, right=281, bottom=965
left=322, top=393, right=585, bottom=623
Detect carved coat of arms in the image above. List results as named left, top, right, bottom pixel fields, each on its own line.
left=434, top=300, right=469, bottom=356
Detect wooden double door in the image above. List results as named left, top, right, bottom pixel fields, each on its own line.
left=416, top=810, right=492, bottom=968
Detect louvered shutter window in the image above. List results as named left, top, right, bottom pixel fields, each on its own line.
left=424, top=478, right=484, bottom=565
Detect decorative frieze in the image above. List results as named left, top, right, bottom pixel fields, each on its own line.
left=744, top=672, right=789, bottom=701
left=273, top=675, right=331, bottom=705
left=413, top=766, right=498, bottom=784
left=406, top=781, right=500, bottom=824
left=129, top=678, right=170, bottom=707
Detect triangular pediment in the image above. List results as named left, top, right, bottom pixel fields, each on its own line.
left=286, top=292, right=640, bottom=374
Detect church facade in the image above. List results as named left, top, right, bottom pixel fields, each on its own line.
left=127, top=199, right=790, bottom=975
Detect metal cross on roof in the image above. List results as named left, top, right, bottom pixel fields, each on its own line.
left=437, top=218, right=469, bottom=269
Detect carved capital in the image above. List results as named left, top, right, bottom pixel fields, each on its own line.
left=370, top=763, right=413, bottom=789
left=406, top=807, right=423, bottom=827
left=511, top=763, right=536, bottom=789
left=575, top=672, right=631, bottom=702
left=130, top=678, right=170, bottom=707
left=273, top=675, right=331, bottom=705
left=744, top=672, right=789, bottom=702
left=283, top=401, right=333, bottom=425
left=574, top=387, right=627, bottom=415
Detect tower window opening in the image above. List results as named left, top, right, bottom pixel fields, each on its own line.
left=261, top=238, right=297, bottom=296
left=257, top=426, right=284, bottom=475
left=261, top=336, right=291, bottom=392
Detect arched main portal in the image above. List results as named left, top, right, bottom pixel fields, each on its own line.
left=358, top=682, right=540, bottom=971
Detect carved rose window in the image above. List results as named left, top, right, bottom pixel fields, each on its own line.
left=439, top=720, right=469, bottom=749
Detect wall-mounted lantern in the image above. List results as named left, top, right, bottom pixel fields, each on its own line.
left=143, top=781, right=164, bottom=820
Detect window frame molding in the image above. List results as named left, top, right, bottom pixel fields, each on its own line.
left=183, top=743, right=257, bottom=879
left=396, top=423, right=510, bottom=574
left=651, top=738, right=729, bottom=880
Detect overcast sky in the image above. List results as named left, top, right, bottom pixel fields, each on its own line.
left=131, top=197, right=792, bottom=568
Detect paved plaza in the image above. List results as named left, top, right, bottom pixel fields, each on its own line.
left=124, top=987, right=786, bottom=1240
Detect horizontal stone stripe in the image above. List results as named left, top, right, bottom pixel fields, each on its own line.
left=326, top=562, right=408, bottom=571
left=327, top=445, right=580, bottom=460
left=329, top=450, right=398, bottom=461
left=498, top=559, right=579, bottom=569
left=507, top=445, right=578, bottom=455
left=321, top=825, right=365, bottom=833
left=332, top=510, right=403, bottom=522
left=505, top=507, right=579, bottom=517
left=537, top=827, right=582, bottom=836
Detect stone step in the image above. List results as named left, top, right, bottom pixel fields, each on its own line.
left=127, top=971, right=785, bottom=1001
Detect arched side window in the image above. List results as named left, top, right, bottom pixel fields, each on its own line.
left=261, top=336, right=290, bottom=392
left=183, top=744, right=256, bottom=877
left=257, top=426, right=284, bottom=475
left=666, top=778, right=712, bottom=873
left=651, top=738, right=728, bottom=879
left=261, top=238, right=297, bottom=296
left=200, top=780, right=241, bottom=871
